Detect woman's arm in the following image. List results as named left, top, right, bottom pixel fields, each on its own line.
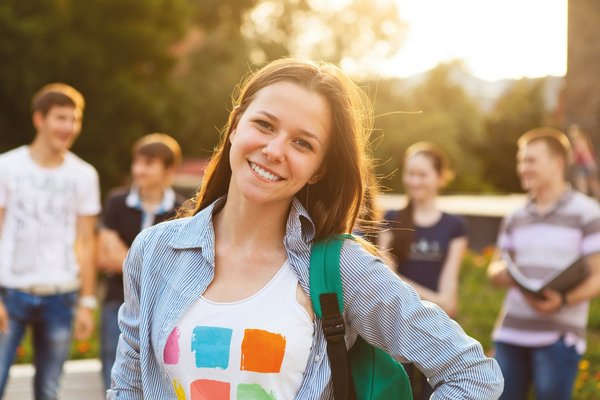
left=106, top=231, right=147, bottom=400
left=340, top=240, right=504, bottom=399
left=430, top=236, right=468, bottom=317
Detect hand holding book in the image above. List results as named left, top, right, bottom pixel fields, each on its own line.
left=502, top=252, right=591, bottom=300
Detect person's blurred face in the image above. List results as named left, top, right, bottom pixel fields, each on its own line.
left=402, top=153, right=442, bottom=202
left=517, top=140, right=563, bottom=192
left=33, top=105, right=82, bottom=154
left=131, top=155, right=172, bottom=190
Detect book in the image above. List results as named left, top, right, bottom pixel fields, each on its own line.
left=502, top=251, right=590, bottom=299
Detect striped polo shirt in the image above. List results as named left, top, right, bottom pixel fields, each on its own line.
left=494, top=190, right=600, bottom=353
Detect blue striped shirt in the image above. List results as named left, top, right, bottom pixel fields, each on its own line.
left=108, top=197, right=503, bottom=399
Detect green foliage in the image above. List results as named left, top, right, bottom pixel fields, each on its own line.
left=241, top=0, right=405, bottom=67
left=474, top=79, right=548, bottom=192
left=370, top=62, right=489, bottom=193
left=0, top=0, right=406, bottom=194
left=457, top=248, right=504, bottom=351
left=0, top=0, right=552, bottom=196
left=0, top=0, right=192, bottom=193
left=174, top=0, right=405, bottom=162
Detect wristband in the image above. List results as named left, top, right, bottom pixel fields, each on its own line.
left=78, top=295, right=98, bottom=310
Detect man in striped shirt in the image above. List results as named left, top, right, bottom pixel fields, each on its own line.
left=488, top=127, right=600, bottom=400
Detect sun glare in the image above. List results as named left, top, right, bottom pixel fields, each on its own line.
left=384, top=0, right=567, bottom=81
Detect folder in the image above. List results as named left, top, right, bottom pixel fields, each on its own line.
left=503, top=251, right=591, bottom=299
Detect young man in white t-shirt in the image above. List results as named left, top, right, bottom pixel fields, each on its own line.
left=0, top=83, right=101, bottom=399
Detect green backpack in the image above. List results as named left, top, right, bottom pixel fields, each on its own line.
left=309, top=234, right=413, bottom=400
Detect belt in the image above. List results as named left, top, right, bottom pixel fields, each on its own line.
left=18, top=281, right=80, bottom=296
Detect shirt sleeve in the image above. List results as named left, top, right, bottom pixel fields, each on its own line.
left=339, top=240, right=504, bottom=399
left=496, top=214, right=514, bottom=252
left=449, top=214, right=467, bottom=239
left=77, top=165, right=101, bottom=216
left=107, top=229, right=147, bottom=399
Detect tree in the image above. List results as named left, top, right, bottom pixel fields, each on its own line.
left=242, top=0, right=405, bottom=71
left=0, top=0, right=406, bottom=192
left=172, top=0, right=406, bottom=157
left=476, top=78, right=548, bottom=192
left=371, top=62, right=487, bottom=193
left=0, top=0, right=191, bottom=192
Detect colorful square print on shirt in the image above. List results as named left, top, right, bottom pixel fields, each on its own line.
left=164, top=327, right=181, bottom=364
left=240, top=329, right=286, bottom=373
left=190, top=379, right=230, bottom=400
left=192, top=326, right=233, bottom=369
left=237, top=383, right=277, bottom=399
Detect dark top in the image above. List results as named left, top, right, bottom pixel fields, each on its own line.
left=101, top=187, right=184, bottom=302
left=384, top=210, right=467, bottom=291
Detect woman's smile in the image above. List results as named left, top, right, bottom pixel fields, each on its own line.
left=248, top=160, right=284, bottom=182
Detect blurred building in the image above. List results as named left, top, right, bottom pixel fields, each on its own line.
left=565, top=0, right=600, bottom=146
left=173, top=158, right=208, bottom=198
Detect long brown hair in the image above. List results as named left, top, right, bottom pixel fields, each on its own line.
left=180, top=58, right=376, bottom=240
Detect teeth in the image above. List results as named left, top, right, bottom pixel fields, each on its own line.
left=250, top=162, right=282, bottom=181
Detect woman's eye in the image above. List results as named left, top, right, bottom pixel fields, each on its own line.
left=294, top=138, right=313, bottom=151
left=255, top=120, right=274, bottom=132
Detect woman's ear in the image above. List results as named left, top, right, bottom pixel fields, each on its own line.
left=228, top=106, right=242, bottom=144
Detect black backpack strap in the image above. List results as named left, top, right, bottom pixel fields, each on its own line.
left=320, top=293, right=355, bottom=399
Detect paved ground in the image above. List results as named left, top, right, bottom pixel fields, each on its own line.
left=6, top=359, right=105, bottom=400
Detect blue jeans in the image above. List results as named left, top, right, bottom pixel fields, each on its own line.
left=0, top=288, right=77, bottom=400
left=100, top=300, right=121, bottom=391
left=495, top=338, right=581, bottom=400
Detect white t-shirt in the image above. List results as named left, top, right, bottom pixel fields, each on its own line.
left=0, top=146, right=101, bottom=287
left=164, top=261, right=314, bottom=400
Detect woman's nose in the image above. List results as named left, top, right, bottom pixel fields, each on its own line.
left=262, top=135, right=286, bottom=161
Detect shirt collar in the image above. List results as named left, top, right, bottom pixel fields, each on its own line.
left=125, top=186, right=177, bottom=214
left=168, top=196, right=316, bottom=251
left=525, top=187, right=574, bottom=216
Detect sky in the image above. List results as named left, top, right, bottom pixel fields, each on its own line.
left=381, top=0, right=568, bottom=81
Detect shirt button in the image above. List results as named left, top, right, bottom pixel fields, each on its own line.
left=315, top=355, right=320, bottom=362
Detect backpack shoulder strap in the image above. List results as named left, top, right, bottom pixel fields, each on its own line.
left=310, top=237, right=342, bottom=316
left=310, top=234, right=356, bottom=400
